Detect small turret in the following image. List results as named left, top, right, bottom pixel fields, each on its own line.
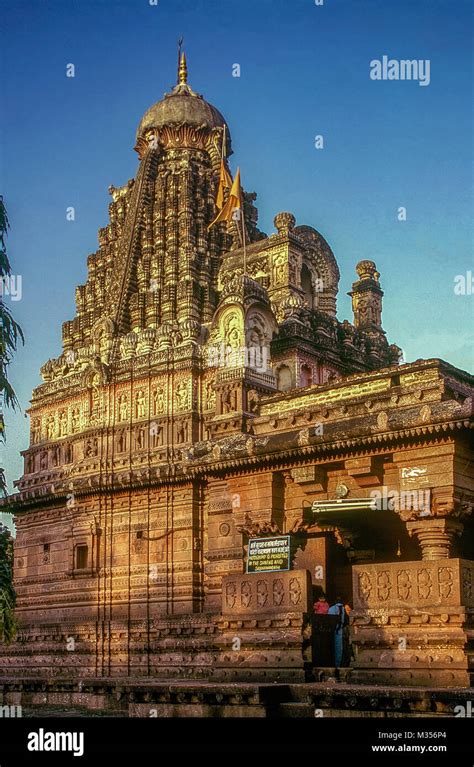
left=349, top=260, right=383, bottom=329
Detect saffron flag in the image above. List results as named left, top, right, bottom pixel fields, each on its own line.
left=208, top=168, right=241, bottom=229
left=216, top=160, right=232, bottom=210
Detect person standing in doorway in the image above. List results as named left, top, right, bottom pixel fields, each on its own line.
left=328, top=596, right=346, bottom=668
left=313, top=593, right=330, bottom=614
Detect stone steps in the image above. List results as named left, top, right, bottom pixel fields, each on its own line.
left=23, top=707, right=128, bottom=717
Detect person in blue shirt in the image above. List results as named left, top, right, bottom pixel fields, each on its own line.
left=327, top=596, right=346, bottom=668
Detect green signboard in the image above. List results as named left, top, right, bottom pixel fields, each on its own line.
left=246, top=535, right=291, bottom=573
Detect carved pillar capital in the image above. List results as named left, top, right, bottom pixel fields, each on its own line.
left=406, top=517, right=464, bottom=560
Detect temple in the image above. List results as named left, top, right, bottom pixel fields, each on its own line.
left=1, top=55, right=473, bottom=706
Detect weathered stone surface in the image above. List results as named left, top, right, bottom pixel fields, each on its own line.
left=0, top=56, right=473, bottom=695
left=350, top=559, right=474, bottom=687
left=353, top=559, right=474, bottom=610
left=221, top=570, right=312, bottom=616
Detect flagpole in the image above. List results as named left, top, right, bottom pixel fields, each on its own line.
left=241, top=204, right=247, bottom=276
left=221, top=124, right=226, bottom=162
left=177, top=37, right=183, bottom=82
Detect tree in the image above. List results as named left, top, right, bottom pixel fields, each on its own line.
left=0, top=195, right=23, bottom=641
left=0, top=524, right=16, bottom=643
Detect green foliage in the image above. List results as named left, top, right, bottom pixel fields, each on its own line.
left=0, top=196, right=24, bottom=415
left=0, top=194, right=12, bottom=275
left=0, top=195, right=22, bottom=641
left=0, top=527, right=16, bottom=643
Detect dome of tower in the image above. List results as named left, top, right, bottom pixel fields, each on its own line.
left=136, top=53, right=231, bottom=150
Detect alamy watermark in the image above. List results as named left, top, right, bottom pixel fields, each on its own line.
left=370, top=487, right=430, bottom=513
left=0, top=274, right=22, bottom=301
left=454, top=701, right=473, bottom=717
left=454, top=271, right=473, bottom=295
left=0, top=704, right=22, bottom=717
left=370, top=56, right=430, bottom=87
left=207, top=343, right=269, bottom=372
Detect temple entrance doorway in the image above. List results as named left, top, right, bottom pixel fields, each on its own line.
left=293, top=506, right=420, bottom=669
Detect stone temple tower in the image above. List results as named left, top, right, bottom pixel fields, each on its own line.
left=63, top=52, right=237, bottom=358
left=6, top=55, right=472, bottom=693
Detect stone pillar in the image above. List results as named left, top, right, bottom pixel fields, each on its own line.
left=406, top=517, right=464, bottom=560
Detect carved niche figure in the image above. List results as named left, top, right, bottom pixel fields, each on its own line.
left=63, top=444, right=73, bottom=464
left=118, top=394, right=128, bottom=422
left=248, top=324, right=263, bottom=348
left=205, top=380, right=216, bottom=410
left=289, top=255, right=298, bottom=285
left=117, top=430, right=127, bottom=453
left=175, top=381, right=189, bottom=411
left=150, top=424, right=163, bottom=448
left=247, top=389, right=259, bottom=414
left=223, top=312, right=242, bottom=352
left=273, top=254, right=286, bottom=285
left=352, top=292, right=381, bottom=327
left=40, top=452, right=48, bottom=470
left=59, top=410, right=68, bottom=437
left=152, top=387, right=165, bottom=415
left=31, top=418, right=41, bottom=444
left=98, top=329, right=109, bottom=360
left=51, top=447, right=60, bottom=467
left=46, top=416, right=55, bottom=440
left=222, top=387, right=237, bottom=414
left=246, top=312, right=270, bottom=371
left=71, top=408, right=80, bottom=433
left=92, top=318, right=115, bottom=363
left=135, top=390, right=146, bottom=418
left=89, top=373, right=101, bottom=424
left=85, top=438, right=98, bottom=458
left=176, top=421, right=188, bottom=443
left=136, top=426, right=146, bottom=450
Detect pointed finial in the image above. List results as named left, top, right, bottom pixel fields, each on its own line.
left=178, top=51, right=188, bottom=84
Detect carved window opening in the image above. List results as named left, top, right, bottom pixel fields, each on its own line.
left=42, top=543, right=50, bottom=564
left=301, top=264, right=316, bottom=309
left=300, top=364, right=313, bottom=387
left=75, top=544, right=88, bottom=570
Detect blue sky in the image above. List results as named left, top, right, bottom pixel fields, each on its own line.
left=1, top=0, right=473, bottom=506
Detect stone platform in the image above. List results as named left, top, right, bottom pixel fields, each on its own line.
left=1, top=678, right=472, bottom=718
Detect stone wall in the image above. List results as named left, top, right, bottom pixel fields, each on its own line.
left=215, top=569, right=312, bottom=681
left=351, top=559, right=474, bottom=687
